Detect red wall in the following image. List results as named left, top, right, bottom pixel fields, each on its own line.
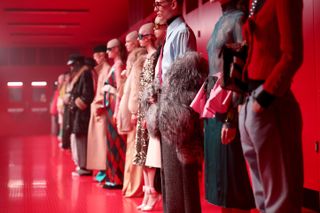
left=0, top=66, right=65, bottom=136
left=291, top=0, right=320, bottom=191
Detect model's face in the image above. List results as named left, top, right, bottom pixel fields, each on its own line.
left=125, top=40, right=137, bottom=53
left=93, top=52, right=105, bottom=65
left=154, top=23, right=167, bottom=40
left=138, top=28, right=153, bottom=47
left=64, top=73, right=71, bottom=82
left=106, top=46, right=118, bottom=59
left=68, top=64, right=74, bottom=71
left=57, top=75, right=65, bottom=85
left=154, top=0, right=173, bottom=21
left=138, top=34, right=149, bottom=47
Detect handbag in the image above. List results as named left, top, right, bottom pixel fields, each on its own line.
left=220, top=42, right=248, bottom=93
left=190, top=81, right=207, bottom=115
left=190, top=73, right=232, bottom=118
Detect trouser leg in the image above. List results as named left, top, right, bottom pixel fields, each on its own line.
left=161, top=140, right=184, bottom=213
left=70, top=133, right=79, bottom=167
left=161, top=139, right=201, bottom=213
left=240, top=92, right=303, bottom=213
left=239, top=99, right=265, bottom=211
left=75, top=134, right=88, bottom=169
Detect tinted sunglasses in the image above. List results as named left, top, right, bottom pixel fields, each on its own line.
left=138, top=33, right=153, bottom=40
left=153, top=0, right=171, bottom=8
left=153, top=23, right=167, bottom=30
left=106, top=46, right=116, bottom=52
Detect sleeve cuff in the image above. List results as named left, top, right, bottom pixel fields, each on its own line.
left=75, top=97, right=88, bottom=110
left=254, top=86, right=276, bottom=108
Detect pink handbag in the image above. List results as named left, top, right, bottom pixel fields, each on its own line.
left=190, top=82, right=206, bottom=115
left=191, top=73, right=232, bottom=118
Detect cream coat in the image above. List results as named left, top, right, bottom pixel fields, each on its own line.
left=118, top=48, right=146, bottom=197
left=86, top=62, right=110, bottom=170
left=117, top=48, right=147, bottom=134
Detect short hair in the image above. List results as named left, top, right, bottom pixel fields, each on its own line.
left=93, top=45, right=106, bottom=53
left=237, top=0, right=249, bottom=18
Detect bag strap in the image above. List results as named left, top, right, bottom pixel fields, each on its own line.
left=104, top=67, right=114, bottom=84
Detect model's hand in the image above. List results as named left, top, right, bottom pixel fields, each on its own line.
left=75, top=97, right=87, bottom=110
left=131, top=114, right=137, bottom=125
left=221, top=125, right=236, bottom=144
left=63, top=95, right=70, bottom=104
left=113, top=113, right=117, bottom=124
left=102, top=84, right=117, bottom=94
left=142, top=119, right=147, bottom=129
left=96, top=106, right=105, bottom=116
left=252, top=100, right=264, bottom=113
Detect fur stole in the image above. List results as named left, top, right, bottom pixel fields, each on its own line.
left=141, top=83, right=161, bottom=139
left=128, top=49, right=147, bottom=114
left=159, top=51, right=208, bottom=164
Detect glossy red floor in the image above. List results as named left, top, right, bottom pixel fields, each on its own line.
left=0, top=135, right=316, bottom=213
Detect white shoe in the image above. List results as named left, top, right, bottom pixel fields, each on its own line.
left=71, top=171, right=79, bottom=177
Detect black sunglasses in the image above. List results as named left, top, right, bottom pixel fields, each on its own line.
left=106, top=46, right=116, bottom=52
left=138, top=33, right=153, bottom=40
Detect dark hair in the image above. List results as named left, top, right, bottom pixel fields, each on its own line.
left=93, top=44, right=107, bottom=53
left=237, top=0, right=249, bottom=19
left=84, top=57, right=97, bottom=68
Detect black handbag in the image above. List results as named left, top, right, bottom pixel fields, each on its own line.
left=220, top=43, right=248, bottom=93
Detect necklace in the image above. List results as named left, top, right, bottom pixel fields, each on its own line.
left=249, top=0, right=265, bottom=18
left=249, top=0, right=258, bottom=18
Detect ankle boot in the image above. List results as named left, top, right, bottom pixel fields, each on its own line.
left=137, top=186, right=149, bottom=210
left=142, top=187, right=161, bottom=211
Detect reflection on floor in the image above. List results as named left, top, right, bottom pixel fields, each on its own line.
left=0, top=135, right=317, bottom=213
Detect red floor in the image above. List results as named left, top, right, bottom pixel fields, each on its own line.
left=0, top=135, right=317, bottom=213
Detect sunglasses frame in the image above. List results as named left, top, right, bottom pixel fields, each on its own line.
left=137, top=33, right=153, bottom=40
left=153, top=23, right=167, bottom=30
left=153, top=0, right=171, bottom=8
left=106, top=46, right=116, bottom=52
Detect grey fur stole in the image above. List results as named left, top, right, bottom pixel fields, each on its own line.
left=158, top=51, right=208, bottom=164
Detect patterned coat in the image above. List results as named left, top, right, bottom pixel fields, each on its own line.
left=133, top=52, right=158, bottom=166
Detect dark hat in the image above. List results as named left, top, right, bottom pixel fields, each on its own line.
left=84, top=57, right=96, bottom=67
left=93, top=45, right=107, bottom=53
left=67, top=53, right=84, bottom=66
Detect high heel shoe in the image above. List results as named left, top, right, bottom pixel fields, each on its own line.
left=141, top=187, right=161, bottom=211
left=137, top=186, right=149, bottom=210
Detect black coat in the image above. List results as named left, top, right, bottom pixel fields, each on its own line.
left=70, top=69, right=94, bottom=134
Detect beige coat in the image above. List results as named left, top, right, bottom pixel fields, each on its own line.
left=118, top=48, right=147, bottom=197
left=86, top=62, right=110, bottom=170
left=117, top=48, right=147, bottom=134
